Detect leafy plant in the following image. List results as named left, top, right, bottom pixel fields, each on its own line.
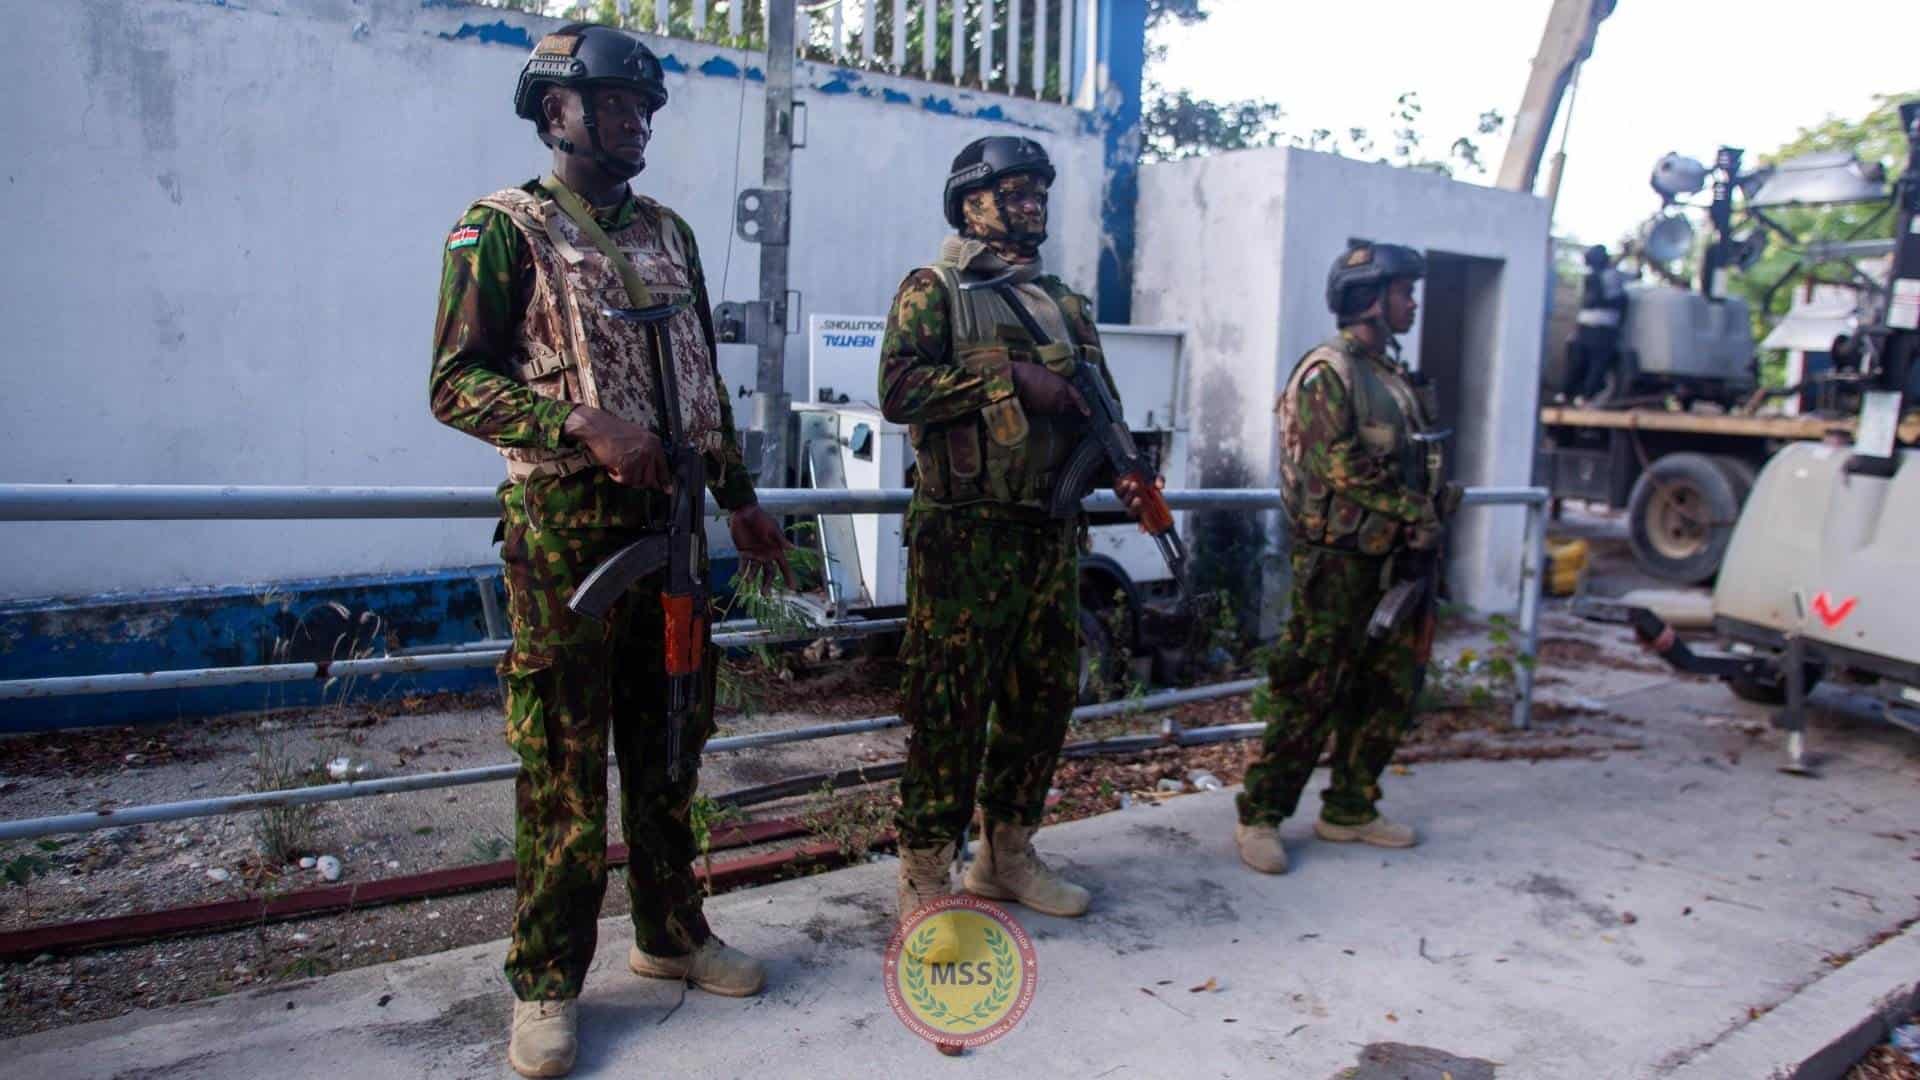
left=799, top=781, right=895, bottom=861
left=689, top=792, right=744, bottom=891
left=250, top=734, right=330, bottom=865
left=0, top=839, right=61, bottom=888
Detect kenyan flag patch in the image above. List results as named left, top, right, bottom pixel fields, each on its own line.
left=446, top=224, right=481, bottom=251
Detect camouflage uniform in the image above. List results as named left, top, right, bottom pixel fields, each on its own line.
left=430, top=179, right=755, bottom=1002
left=1238, top=330, right=1447, bottom=829
left=880, top=259, right=1114, bottom=847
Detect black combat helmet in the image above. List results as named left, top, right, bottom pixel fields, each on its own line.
left=1584, top=244, right=1610, bottom=269
left=944, top=136, right=1057, bottom=229
left=514, top=23, right=668, bottom=178
left=1326, top=241, right=1426, bottom=321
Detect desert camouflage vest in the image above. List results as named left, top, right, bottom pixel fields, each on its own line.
left=474, top=185, right=724, bottom=482
left=1278, top=333, right=1445, bottom=554
left=907, top=250, right=1102, bottom=510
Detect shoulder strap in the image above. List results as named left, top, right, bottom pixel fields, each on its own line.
left=541, top=174, right=657, bottom=309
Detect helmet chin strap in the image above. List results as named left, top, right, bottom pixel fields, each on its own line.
left=988, top=186, right=1046, bottom=256
left=546, top=93, right=645, bottom=183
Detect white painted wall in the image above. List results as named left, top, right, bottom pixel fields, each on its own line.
left=1134, top=147, right=1550, bottom=617
left=0, top=0, right=1104, bottom=600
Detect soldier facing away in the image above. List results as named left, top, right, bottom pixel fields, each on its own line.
left=1233, top=241, right=1461, bottom=875
left=879, top=136, right=1156, bottom=934
left=428, top=24, right=791, bottom=1078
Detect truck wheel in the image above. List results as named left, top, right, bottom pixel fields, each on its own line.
left=1709, top=454, right=1758, bottom=504
left=1626, top=452, right=1742, bottom=584
left=1729, top=661, right=1823, bottom=705
left=1076, top=607, right=1117, bottom=705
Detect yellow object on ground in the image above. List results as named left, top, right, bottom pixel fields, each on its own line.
left=1546, top=537, right=1589, bottom=596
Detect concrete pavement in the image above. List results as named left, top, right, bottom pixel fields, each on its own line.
left=6, top=675, right=1919, bottom=1079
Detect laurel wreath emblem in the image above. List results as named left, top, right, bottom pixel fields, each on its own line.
left=900, top=921, right=1018, bottom=1029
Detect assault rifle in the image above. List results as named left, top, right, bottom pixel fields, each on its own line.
left=961, top=273, right=1189, bottom=590
left=1366, top=429, right=1454, bottom=666
left=568, top=292, right=707, bottom=781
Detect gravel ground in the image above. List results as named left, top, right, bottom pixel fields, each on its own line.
left=0, top=509, right=1693, bottom=1040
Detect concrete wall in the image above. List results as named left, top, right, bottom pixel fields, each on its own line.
left=0, top=0, right=1104, bottom=601
left=1134, top=146, right=1550, bottom=617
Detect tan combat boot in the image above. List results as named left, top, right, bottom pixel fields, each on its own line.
left=628, top=937, right=766, bottom=997
left=507, top=999, right=578, bottom=1078
left=1233, top=823, right=1288, bottom=874
left=963, top=820, right=1091, bottom=917
left=1315, top=815, right=1418, bottom=848
left=897, top=842, right=960, bottom=962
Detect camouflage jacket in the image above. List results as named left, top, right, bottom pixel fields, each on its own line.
left=1277, top=329, right=1441, bottom=554
left=878, top=262, right=1114, bottom=513
left=430, top=179, right=756, bottom=523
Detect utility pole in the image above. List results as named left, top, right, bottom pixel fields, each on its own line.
left=718, top=0, right=797, bottom=488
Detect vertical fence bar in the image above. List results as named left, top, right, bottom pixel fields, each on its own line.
left=923, top=0, right=938, bottom=76
left=832, top=0, right=845, bottom=58
left=892, top=0, right=908, bottom=69
left=1057, top=0, right=1072, bottom=102
left=797, top=4, right=811, bottom=56
left=655, top=0, right=671, bottom=34
left=1074, top=0, right=1097, bottom=108
left=860, top=0, right=876, bottom=65
left=1008, top=0, right=1021, bottom=93
left=949, top=0, right=962, bottom=82
left=729, top=0, right=743, bottom=40
left=980, top=0, right=994, bottom=87
left=1510, top=499, right=1549, bottom=731
left=1032, top=0, right=1047, bottom=99
left=693, top=0, right=709, bottom=39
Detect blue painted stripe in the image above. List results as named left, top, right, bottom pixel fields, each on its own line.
left=0, top=557, right=741, bottom=733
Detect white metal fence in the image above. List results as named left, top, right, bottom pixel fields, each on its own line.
left=492, top=0, right=1096, bottom=104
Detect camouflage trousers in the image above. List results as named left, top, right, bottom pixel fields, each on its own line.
left=895, top=505, right=1080, bottom=847
left=496, top=480, right=716, bottom=1002
left=1237, top=543, right=1423, bottom=828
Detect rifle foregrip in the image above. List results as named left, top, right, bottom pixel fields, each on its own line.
left=1133, top=481, right=1176, bottom=535
left=661, top=591, right=705, bottom=676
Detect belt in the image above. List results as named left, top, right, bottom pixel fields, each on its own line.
left=1575, top=309, right=1622, bottom=328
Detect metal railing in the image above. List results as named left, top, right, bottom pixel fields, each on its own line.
left=477, top=1, right=1095, bottom=105
left=0, top=482, right=1548, bottom=841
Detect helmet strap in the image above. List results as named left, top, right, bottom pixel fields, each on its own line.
left=542, top=89, right=645, bottom=184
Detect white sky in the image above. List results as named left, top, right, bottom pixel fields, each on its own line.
left=1152, top=0, right=1918, bottom=245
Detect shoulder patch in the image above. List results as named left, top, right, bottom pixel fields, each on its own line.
left=447, top=224, right=482, bottom=251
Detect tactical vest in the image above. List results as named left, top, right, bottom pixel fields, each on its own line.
left=905, top=262, right=1105, bottom=511
left=474, top=185, right=725, bottom=482
left=1277, top=335, right=1445, bottom=555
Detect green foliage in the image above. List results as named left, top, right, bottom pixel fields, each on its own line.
left=467, top=832, right=511, bottom=864
left=250, top=734, right=331, bottom=865
left=715, top=523, right=826, bottom=714
left=0, top=839, right=62, bottom=888
left=799, top=781, right=893, bottom=860
left=1420, top=612, right=1531, bottom=712
left=1725, top=91, right=1918, bottom=382
left=690, top=792, right=745, bottom=890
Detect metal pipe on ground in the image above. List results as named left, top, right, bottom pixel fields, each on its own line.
left=0, top=716, right=1276, bottom=960
left=0, top=679, right=1262, bottom=843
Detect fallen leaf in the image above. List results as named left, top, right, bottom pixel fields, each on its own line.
left=1188, top=977, right=1218, bottom=993
left=1156, top=979, right=1173, bottom=986
left=1390, top=764, right=1411, bottom=776
left=1621, top=911, right=1638, bottom=924
left=1386, top=1012, right=1398, bottom=1022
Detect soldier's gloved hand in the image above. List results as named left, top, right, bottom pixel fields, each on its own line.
left=1009, top=362, right=1089, bottom=416
left=565, top=405, right=671, bottom=491
left=729, top=503, right=798, bottom=590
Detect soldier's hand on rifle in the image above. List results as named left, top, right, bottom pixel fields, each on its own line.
left=565, top=406, right=671, bottom=491
left=729, top=504, right=798, bottom=590
left=1009, top=362, right=1090, bottom=416
left=1113, top=473, right=1165, bottom=520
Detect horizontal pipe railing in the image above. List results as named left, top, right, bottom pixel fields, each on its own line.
left=0, top=678, right=1262, bottom=843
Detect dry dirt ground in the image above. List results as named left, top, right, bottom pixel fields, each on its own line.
left=0, top=509, right=1860, bottom=1043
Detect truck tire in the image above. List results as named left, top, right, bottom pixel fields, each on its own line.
left=1626, top=452, right=1742, bottom=584
left=1709, top=454, right=1759, bottom=504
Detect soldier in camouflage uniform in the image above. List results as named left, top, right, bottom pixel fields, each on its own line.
left=880, top=137, right=1156, bottom=932
left=1233, top=241, right=1461, bottom=876
left=428, top=24, right=790, bottom=1078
